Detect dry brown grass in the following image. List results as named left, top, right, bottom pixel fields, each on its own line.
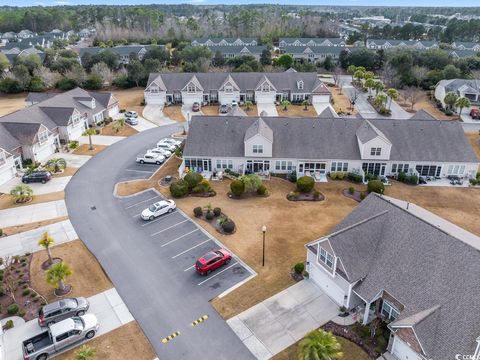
left=73, top=144, right=108, bottom=156
left=466, top=132, right=480, bottom=160
left=111, top=87, right=145, bottom=115
left=398, top=91, right=458, bottom=121
left=51, top=167, right=78, bottom=178
left=332, top=87, right=357, bottom=115
left=201, top=105, right=220, bottom=116
left=0, top=191, right=64, bottom=210
left=55, top=322, right=155, bottom=360
left=1, top=216, right=69, bottom=237
left=30, top=240, right=113, bottom=302
left=242, top=104, right=258, bottom=116
left=101, top=122, right=138, bottom=137
left=163, top=105, right=186, bottom=122
left=276, top=104, right=318, bottom=117
left=274, top=334, right=370, bottom=360
left=0, top=92, right=27, bottom=116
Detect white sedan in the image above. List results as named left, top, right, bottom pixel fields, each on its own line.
left=141, top=200, right=176, bottom=220
left=156, top=142, right=176, bottom=152
left=136, top=153, right=164, bottom=165
left=147, top=147, right=172, bottom=157
left=160, top=137, right=182, bottom=147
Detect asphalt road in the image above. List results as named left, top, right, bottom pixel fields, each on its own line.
left=66, top=123, right=256, bottom=360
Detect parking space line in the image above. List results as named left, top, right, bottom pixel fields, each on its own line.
left=140, top=211, right=177, bottom=226
left=124, top=195, right=160, bottom=209
left=133, top=213, right=141, bottom=217
left=161, top=229, right=199, bottom=247
left=124, top=169, right=156, bottom=174
left=184, top=265, right=195, bottom=272
left=172, top=239, right=210, bottom=259
left=150, top=219, right=188, bottom=236
left=197, top=262, right=238, bottom=286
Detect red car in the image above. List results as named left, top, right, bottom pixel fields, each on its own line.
left=195, top=249, right=232, bottom=275
left=192, top=102, right=200, bottom=112
left=470, top=108, right=480, bottom=120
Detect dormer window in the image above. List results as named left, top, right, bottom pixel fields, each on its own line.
left=261, top=83, right=270, bottom=92
left=187, top=84, right=196, bottom=93
left=71, top=113, right=81, bottom=127
left=370, top=147, right=381, bottom=156
left=38, top=130, right=49, bottom=144
left=381, top=300, right=400, bottom=321
left=319, top=248, right=334, bottom=268
left=297, top=80, right=304, bottom=90
left=253, top=144, right=263, bottom=154
left=91, top=99, right=96, bottom=108
left=225, top=85, right=233, bottom=93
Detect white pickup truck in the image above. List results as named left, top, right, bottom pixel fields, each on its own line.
left=136, top=153, right=164, bottom=165
left=23, top=314, right=99, bottom=360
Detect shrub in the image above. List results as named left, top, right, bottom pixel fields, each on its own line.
left=7, top=304, right=19, bottom=315
left=175, top=147, right=183, bottom=157
left=296, top=176, right=314, bottom=193
left=365, top=173, right=378, bottom=181
left=33, top=298, right=40, bottom=303
left=360, top=193, right=366, bottom=200
left=257, top=184, right=267, bottom=196
left=56, top=78, right=77, bottom=91
left=169, top=180, right=189, bottom=198
left=347, top=172, right=363, bottom=183
left=225, top=169, right=240, bottom=178
left=240, top=174, right=262, bottom=193
left=205, top=211, right=214, bottom=220
left=330, top=172, right=337, bottom=180
left=294, top=262, right=305, bottom=274
left=313, top=190, right=320, bottom=200
left=221, top=219, right=235, bottom=233
left=0, top=228, right=2, bottom=236
left=287, top=170, right=297, bottom=183
left=68, top=140, right=79, bottom=150
left=217, top=215, right=228, bottom=226
left=348, top=187, right=355, bottom=195
left=287, top=191, right=299, bottom=201
left=213, top=207, right=221, bottom=217
left=470, top=178, right=478, bottom=186
left=367, top=180, right=385, bottom=194
left=22, top=289, right=30, bottom=296
left=184, top=172, right=203, bottom=190
left=19, top=310, right=26, bottom=317
left=193, top=207, right=203, bottom=217
left=397, top=171, right=407, bottom=182
left=230, top=179, right=245, bottom=196
left=4, top=319, right=14, bottom=329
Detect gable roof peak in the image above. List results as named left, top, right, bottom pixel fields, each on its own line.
left=244, top=117, right=273, bottom=142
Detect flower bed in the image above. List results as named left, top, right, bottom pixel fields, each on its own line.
left=367, top=97, right=391, bottom=116
left=193, top=207, right=236, bottom=235
left=286, top=191, right=325, bottom=201
left=342, top=188, right=367, bottom=202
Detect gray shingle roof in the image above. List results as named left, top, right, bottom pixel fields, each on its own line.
left=184, top=116, right=478, bottom=163
left=1, top=122, right=42, bottom=145
left=279, top=37, right=345, bottom=45
left=410, top=109, right=438, bottom=121
left=0, top=123, right=21, bottom=153
left=320, top=194, right=480, bottom=360
left=79, top=45, right=158, bottom=58
left=203, top=45, right=266, bottom=55
left=283, top=45, right=346, bottom=55
left=244, top=117, right=273, bottom=142
left=26, top=92, right=56, bottom=103
left=444, top=79, right=480, bottom=94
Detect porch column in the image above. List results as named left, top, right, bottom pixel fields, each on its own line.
left=362, top=301, right=371, bottom=325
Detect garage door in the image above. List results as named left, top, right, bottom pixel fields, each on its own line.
left=218, top=93, right=239, bottom=105
left=392, top=337, right=422, bottom=360
left=312, top=95, right=330, bottom=105
left=145, top=92, right=165, bottom=105
left=309, top=262, right=346, bottom=305
left=182, top=93, right=203, bottom=106
left=108, top=105, right=119, bottom=117
left=255, top=92, right=276, bottom=104
left=35, top=144, right=55, bottom=162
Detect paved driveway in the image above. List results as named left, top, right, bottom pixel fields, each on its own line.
left=143, top=105, right=177, bottom=126
left=45, top=152, right=91, bottom=168
left=257, top=103, right=278, bottom=117
left=0, top=200, right=68, bottom=228
left=228, top=280, right=338, bottom=359
left=0, top=176, right=71, bottom=195
left=66, top=123, right=256, bottom=359
left=79, top=135, right=125, bottom=146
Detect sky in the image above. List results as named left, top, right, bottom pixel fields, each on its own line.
left=2, top=0, right=478, bottom=7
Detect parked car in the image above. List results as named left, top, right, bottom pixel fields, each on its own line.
left=136, top=153, right=164, bottom=165
left=156, top=141, right=176, bottom=152
left=125, top=111, right=138, bottom=119
left=231, top=100, right=238, bottom=107
left=141, top=199, right=176, bottom=220
left=147, top=148, right=172, bottom=158
left=38, top=297, right=90, bottom=327
left=23, top=314, right=99, bottom=360
left=125, top=117, right=138, bottom=126
left=160, top=137, right=182, bottom=147
left=22, top=171, right=51, bottom=184
left=192, top=102, right=200, bottom=112
left=195, top=248, right=232, bottom=276
left=470, top=108, right=480, bottom=120
left=220, top=104, right=230, bottom=114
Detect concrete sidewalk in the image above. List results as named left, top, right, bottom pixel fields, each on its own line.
left=0, top=200, right=68, bottom=228
left=46, top=152, right=91, bottom=168
left=2, top=288, right=133, bottom=360
left=227, top=280, right=338, bottom=359
left=0, top=176, right=71, bottom=196
left=0, top=219, right=77, bottom=257
left=79, top=135, right=125, bottom=146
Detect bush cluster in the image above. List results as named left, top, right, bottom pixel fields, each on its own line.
left=329, top=172, right=347, bottom=180
left=397, top=171, right=418, bottom=185
left=7, top=304, right=19, bottom=315
left=184, top=172, right=203, bottom=190
left=367, top=180, right=384, bottom=194
left=230, top=179, right=245, bottom=196
left=225, top=169, right=240, bottom=178
left=221, top=219, right=235, bottom=233
left=170, top=179, right=189, bottom=198
left=257, top=184, right=268, bottom=196
left=347, top=172, right=363, bottom=183
left=213, top=207, right=221, bottom=217
left=296, top=176, right=314, bottom=193
left=193, top=207, right=203, bottom=217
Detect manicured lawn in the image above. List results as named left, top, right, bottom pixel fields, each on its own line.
left=273, top=335, right=371, bottom=360
left=73, top=144, right=108, bottom=156
left=0, top=192, right=64, bottom=210
left=162, top=105, right=186, bottom=122
left=276, top=104, right=318, bottom=117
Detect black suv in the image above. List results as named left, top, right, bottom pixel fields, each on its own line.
left=22, top=171, right=51, bottom=184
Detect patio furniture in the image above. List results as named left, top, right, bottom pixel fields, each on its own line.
left=314, top=171, right=322, bottom=181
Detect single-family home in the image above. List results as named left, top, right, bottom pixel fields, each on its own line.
left=451, top=41, right=480, bottom=52
left=181, top=114, right=478, bottom=180
left=0, top=123, right=23, bottom=185
left=435, top=79, right=480, bottom=107
left=79, top=45, right=157, bottom=65
left=365, top=39, right=439, bottom=50
left=448, top=49, right=479, bottom=59
left=278, top=38, right=346, bottom=48
left=281, top=46, right=348, bottom=64
left=206, top=45, right=267, bottom=62
left=78, top=28, right=96, bottom=39
left=306, top=193, right=480, bottom=360
left=191, top=38, right=258, bottom=47
left=17, top=29, right=35, bottom=39
left=144, top=71, right=330, bottom=106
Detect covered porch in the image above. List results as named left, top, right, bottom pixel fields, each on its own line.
left=298, top=161, right=328, bottom=182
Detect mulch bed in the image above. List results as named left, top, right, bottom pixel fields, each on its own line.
left=227, top=191, right=269, bottom=200
left=0, top=254, right=47, bottom=322
left=342, top=189, right=367, bottom=202
left=195, top=210, right=236, bottom=235
left=159, top=176, right=177, bottom=187
left=287, top=192, right=325, bottom=202
left=188, top=190, right=216, bottom=198
left=54, top=285, right=72, bottom=297
left=14, top=197, right=33, bottom=204
left=367, top=97, right=391, bottom=116
left=41, top=257, right=62, bottom=270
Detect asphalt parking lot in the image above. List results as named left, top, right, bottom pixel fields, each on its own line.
left=120, top=189, right=253, bottom=295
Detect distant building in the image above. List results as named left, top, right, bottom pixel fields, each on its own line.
left=208, top=45, right=267, bottom=62
left=79, top=45, right=159, bottom=65
left=364, top=39, right=439, bottom=50
left=435, top=79, right=480, bottom=108
left=281, top=46, right=349, bottom=64
left=191, top=37, right=258, bottom=47
left=451, top=41, right=480, bottom=52
left=278, top=38, right=346, bottom=48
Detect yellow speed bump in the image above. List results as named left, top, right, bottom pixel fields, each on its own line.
left=191, top=315, right=209, bottom=326
left=161, top=331, right=181, bottom=344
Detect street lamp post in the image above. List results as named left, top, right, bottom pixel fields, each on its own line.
left=262, top=225, right=267, bottom=267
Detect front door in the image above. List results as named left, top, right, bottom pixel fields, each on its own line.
left=203, top=159, right=211, bottom=172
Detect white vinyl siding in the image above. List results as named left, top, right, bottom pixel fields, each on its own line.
left=319, top=248, right=334, bottom=269
left=253, top=144, right=264, bottom=154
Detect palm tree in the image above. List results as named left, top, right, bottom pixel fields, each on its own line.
left=455, top=96, right=471, bottom=115
left=302, top=99, right=310, bottom=111
left=353, top=69, right=364, bottom=82
left=364, top=78, right=375, bottom=98
left=373, top=81, right=384, bottom=96
left=45, top=158, right=67, bottom=173
left=244, top=100, right=253, bottom=111
left=298, top=329, right=343, bottom=360
left=82, top=128, right=97, bottom=151
left=347, top=65, right=356, bottom=82
left=386, top=88, right=399, bottom=110
left=46, top=262, right=73, bottom=295
left=10, top=184, right=33, bottom=203
left=38, top=232, right=55, bottom=266
left=444, top=91, right=459, bottom=111
left=281, top=100, right=291, bottom=111
left=75, top=345, right=96, bottom=360
left=375, top=94, right=388, bottom=108
left=364, top=71, right=374, bottom=80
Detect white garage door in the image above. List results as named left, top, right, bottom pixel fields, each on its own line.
left=392, top=337, right=422, bottom=360
left=309, top=263, right=346, bottom=306
left=312, top=95, right=330, bottom=105
left=145, top=92, right=166, bottom=106
left=255, top=92, right=276, bottom=104
left=218, top=93, right=240, bottom=105
left=35, top=144, right=55, bottom=162
left=108, top=105, right=119, bottom=117
left=182, top=93, right=203, bottom=106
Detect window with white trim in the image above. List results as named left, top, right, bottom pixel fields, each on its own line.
left=215, top=159, right=233, bottom=170
left=370, top=147, right=381, bottom=156
left=275, top=160, right=293, bottom=171
left=224, top=85, right=233, bottom=93
left=391, top=163, right=409, bottom=174
left=447, top=164, right=466, bottom=176
left=71, top=113, right=81, bottom=127
left=187, top=84, right=196, bottom=93
left=253, top=145, right=263, bottom=154
left=381, top=300, right=400, bottom=321
left=38, top=130, right=48, bottom=144
left=319, top=248, right=334, bottom=268
left=331, top=162, right=348, bottom=172
left=261, top=83, right=270, bottom=92
left=297, top=80, right=304, bottom=90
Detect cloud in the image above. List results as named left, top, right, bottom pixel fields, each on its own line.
left=53, top=0, right=70, bottom=4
